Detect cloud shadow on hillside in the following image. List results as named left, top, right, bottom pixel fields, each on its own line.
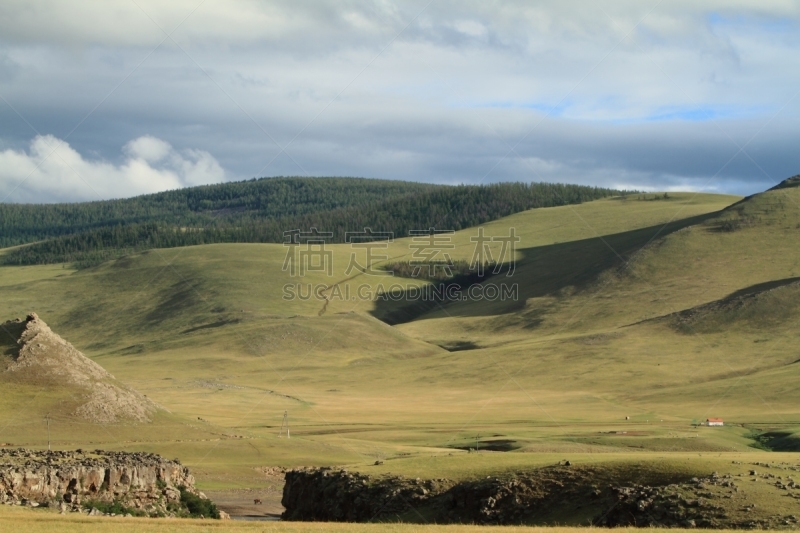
left=371, top=211, right=719, bottom=325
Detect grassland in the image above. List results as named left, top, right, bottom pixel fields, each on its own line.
left=3, top=186, right=800, bottom=527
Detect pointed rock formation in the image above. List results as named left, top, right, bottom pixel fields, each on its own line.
left=1, top=313, right=159, bottom=423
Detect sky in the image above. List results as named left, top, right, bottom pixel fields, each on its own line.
left=2, top=0, right=800, bottom=202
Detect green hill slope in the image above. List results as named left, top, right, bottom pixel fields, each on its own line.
left=653, top=277, right=800, bottom=333
left=399, top=182, right=800, bottom=342
left=391, top=180, right=800, bottom=426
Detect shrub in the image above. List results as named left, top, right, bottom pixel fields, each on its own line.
left=178, top=486, right=220, bottom=519
left=82, top=500, right=144, bottom=516
left=720, top=219, right=741, bottom=232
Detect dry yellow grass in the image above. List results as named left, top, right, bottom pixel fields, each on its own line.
left=0, top=504, right=722, bottom=532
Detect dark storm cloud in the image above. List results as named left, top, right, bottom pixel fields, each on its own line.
left=1, top=0, right=799, bottom=201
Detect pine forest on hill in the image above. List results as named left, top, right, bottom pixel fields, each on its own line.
left=0, top=178, right=623, bottom=267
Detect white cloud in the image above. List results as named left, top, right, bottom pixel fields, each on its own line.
left=124, top=135, right=171, bottom=163
left=0, top=135, right=225, bottom=203
left=1, top=2, right=800, bottom=197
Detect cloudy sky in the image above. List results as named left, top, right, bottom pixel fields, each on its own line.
left=1, top=0, right=799, bottom=202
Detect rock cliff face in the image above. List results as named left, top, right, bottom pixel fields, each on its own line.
left=282, top=467, right=454, bottom=521
left=281, top=464, right=800, bottom=527
left=0, top=448, right=203, bottom=516
left=281, top=465, right=609, bottom=524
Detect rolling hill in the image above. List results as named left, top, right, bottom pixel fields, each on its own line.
left=0, top=189, right=742, bottom=436
left=1, top=177, right=799, bottom=519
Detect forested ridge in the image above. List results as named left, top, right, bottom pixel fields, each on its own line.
left=0, top=177, right=626, bottom=267
left=0, top=177, right=436, bottom=247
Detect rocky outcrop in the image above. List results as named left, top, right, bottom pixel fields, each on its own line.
left=1, top=313, right=159, bottom=423
left=282, top=468, right=453, bottom=521
left=282, top=464, right=800, bottom=527
left=598, top=471, right=800, bottom=529
left=598, top=480, right=727, bottom=528
left=282, top=465, right=614, bottom=524
left=0, top=448, right=208, bottom=517
left=436, top=468, right=604, bottom=524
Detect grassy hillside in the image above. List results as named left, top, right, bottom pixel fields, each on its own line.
left=0, top=192, right=742, bottom=447
left=3, top=182, right=800, bottom=522
left=400, top=184, right=800, bottom=338
left=393, top=183, right=800, bottom=427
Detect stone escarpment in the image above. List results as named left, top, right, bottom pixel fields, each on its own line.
left=0, top=448, right=224, bottom=518
left=281, top=465, right=610, bottom=524
left=282, top=464, right=800, bottom=527
left=282, top=468, right=454, bottom=521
